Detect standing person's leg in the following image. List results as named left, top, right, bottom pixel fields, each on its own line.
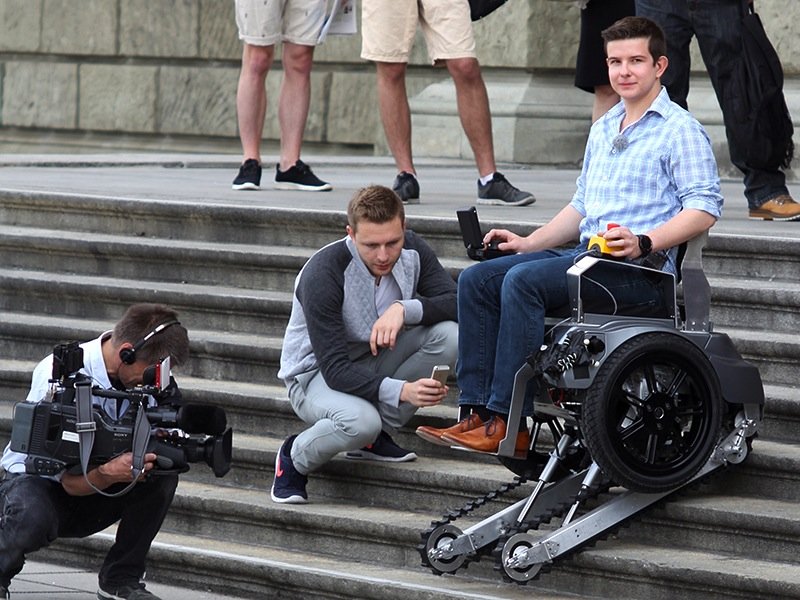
left=232, top=43, right=274, bottom=190
left=376, top=61, right=416, bottom=176
left=635, top=0, right=693, bottom=107
left=233, top=0, right=283, bottom=190
left=236, top=43, right=273, bottom=164
left=278, top=42, right=314, bottom=171
left=421, top=0, right=534, bottom=206
left=362, top=0, right=421, bottom=202
left=273, top=0, right=332, bottom=192
left=445, top=57, right=496, bottom=177
left=690, top=0, right=797, bottom=218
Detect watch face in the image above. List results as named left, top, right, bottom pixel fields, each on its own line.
left=639, top=235, right=652, bottom=255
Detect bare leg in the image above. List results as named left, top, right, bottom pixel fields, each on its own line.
left=376, top=61, right=415, bottom=175
left=446, top=57, right=496, bottom=177
left=278, top=42, right=315, bottom=171
left=236, top=43, right=274, bottom=163
left=592, top=84, right=619, bottom=123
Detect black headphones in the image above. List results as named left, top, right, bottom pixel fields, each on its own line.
left=119, top=320, right=181, bottom=365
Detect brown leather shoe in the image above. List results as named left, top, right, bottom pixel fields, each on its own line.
left=749, top=195, right=800, bottom=221
left=441, top=416, right=530, bottom=454
left=416, top=413, right=483, bottom=446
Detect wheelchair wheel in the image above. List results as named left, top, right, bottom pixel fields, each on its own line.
left=582, top=332, right=723, bottom=493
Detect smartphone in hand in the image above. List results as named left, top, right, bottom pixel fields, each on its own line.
left=431, top=365, right=450, bottom=386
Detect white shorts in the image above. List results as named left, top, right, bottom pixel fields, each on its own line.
left=235, top=0, right=328, bottom=47
left=361, top=0, right=476, bottom=64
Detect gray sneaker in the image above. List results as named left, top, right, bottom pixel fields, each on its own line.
left=477, top=172, right=535, bottom=206
left=392, top=171, right=420, bottom=204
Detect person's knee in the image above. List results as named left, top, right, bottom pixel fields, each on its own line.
left=282, top=44, right=314, bottom=78
left=338, top=408, right=382, bottom=448
left=428, top=321, right=459, bottom=366
left=243, top=44, right=274, bottom=76
left=1, top=477, right=59, bottom=550
left=376, top=61, right=407, bottom=85
left=446, top=57, right=482, bottom=85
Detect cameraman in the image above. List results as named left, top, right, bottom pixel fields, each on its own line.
left=0, top=304, right=189, bottom=600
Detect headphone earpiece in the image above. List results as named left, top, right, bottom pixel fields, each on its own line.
left=119, top=346, right=137, bottom=365
left=118, top=320, right=180, bottom=366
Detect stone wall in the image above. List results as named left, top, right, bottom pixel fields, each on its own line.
left=0, top=0, right=797, bottom=168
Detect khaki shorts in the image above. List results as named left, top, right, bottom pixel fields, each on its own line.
left=235, top=0, right=328, bottom=46
left=361, top=0, right=476, bottom=64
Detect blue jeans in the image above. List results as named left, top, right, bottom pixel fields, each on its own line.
left=0, top=471, right=177, bottom=589
left=636, top=0, right=788, bottom=209
left=456, top=249, right=666, bottom=416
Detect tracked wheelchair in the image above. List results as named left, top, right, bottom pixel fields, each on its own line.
left=419, top=209, right=764, bottom=582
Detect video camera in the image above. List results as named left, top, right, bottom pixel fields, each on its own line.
left=10, top=342, right=233, bottom=478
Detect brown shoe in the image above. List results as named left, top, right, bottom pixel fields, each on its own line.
left=749, top=195, right=800, bottom=221
left=416, top=413, right=484, bottom=446
left=441, top=416, right=530, bottom=454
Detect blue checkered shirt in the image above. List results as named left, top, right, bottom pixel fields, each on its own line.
left=570, top=87, right=723, bottom=273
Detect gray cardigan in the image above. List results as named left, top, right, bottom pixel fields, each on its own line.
left=278, top=231, right=457, bottom=407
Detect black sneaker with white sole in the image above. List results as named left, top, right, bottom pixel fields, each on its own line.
left=231, top=158, right=262, bottom=190
left=274, top=160, right=332, bottom=191
left=346, top=431, right=417, bottom=462
left=97, top=581, right=161, bottom=600
left=477, top=172, right=535, bottom=206
left=271, top=435, right=308, bottom=503
left=392, top=171, right=420, bottom=204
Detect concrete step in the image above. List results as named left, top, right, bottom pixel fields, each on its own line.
left=0, top=223, right=315, bottom=292
left=0, top=190, right=473, bottom=260
left=707, top=274, right=800, bottom=332
left=0, top=268, right=293, bottom=337
left=0, top=311, right=284, bottom=384
left=36, top=529, right=587, bottom=600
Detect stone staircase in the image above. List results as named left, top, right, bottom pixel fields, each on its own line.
left=1, top=188, right=799, bottom=600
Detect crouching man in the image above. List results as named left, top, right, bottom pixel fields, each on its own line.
left=272, top=185, right=458, bottom=503
left=0, top=303, right=190, bottom=600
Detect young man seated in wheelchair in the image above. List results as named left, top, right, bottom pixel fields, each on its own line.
left=417, top=16, right=723, bottom=453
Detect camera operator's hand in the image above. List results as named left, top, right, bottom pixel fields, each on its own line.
left=60, top=451, right=157, bottom=496
left=400, top=378, right=448, bottom=408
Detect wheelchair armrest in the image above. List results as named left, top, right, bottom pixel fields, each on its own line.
left=566, top=255, right=679, bottom=325
left=678, top=230, right=711, bottom=332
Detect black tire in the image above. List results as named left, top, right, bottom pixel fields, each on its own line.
left=582, top=332, right=723, bottom=493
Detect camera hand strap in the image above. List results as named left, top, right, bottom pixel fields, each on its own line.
left=75, top=384, right=149, bottom=497
left=129, top=402, right=150, bottom=479
left=75, top=381, right=97, bottom=476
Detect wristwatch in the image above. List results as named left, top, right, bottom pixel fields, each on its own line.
left=637, top=234, right=653, bottom=258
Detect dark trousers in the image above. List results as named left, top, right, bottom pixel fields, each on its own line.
left=0, top=472, right=178, bottom=589
left=636, top=0, right=789, bottom=209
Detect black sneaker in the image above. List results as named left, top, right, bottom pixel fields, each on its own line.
left=274, top=160, right=332, bottom=191
left=231, top=158, right=262, bottom=190
left=392, top=171, right=420, bottom=204
left=97, top=582, right=161, bottom=600
left=271, top=435, right=308, bottom=504
left=346, top=431, right=417, bottom=462
left=477, top=172, right=535, bottom=206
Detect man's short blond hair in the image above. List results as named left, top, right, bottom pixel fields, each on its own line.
left=347, top=185, right=405, bottom=231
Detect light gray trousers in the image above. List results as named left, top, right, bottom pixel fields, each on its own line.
left=288, top=321, right=458, bottom=474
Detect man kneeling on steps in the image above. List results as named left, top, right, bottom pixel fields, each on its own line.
left=417, top=16, right=723, bottom=453
left=272, top=185, right=458, bottom=503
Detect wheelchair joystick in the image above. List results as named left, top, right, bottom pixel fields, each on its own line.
left=588, top=223, right=620, bottom=256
